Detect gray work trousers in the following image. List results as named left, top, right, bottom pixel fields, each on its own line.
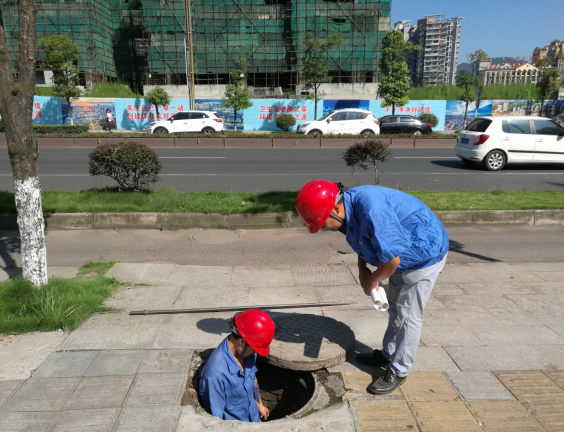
left=381, top=254, right=447, bottom=377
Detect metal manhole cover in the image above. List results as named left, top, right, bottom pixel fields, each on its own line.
left=268, top=314, right=355, bottom=371
left=189, top=230, right=241, bottom=245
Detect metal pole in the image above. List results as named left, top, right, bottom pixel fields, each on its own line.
left=184, top=0, right=195, bottom=110
left=129, top=302, right=353, bottom=316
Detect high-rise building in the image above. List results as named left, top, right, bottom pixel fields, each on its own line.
left=1, top=0, right=391, bottom=94
left=533, top=40, right=564, bottom=62
left=394, top=15, right=462, bottom=87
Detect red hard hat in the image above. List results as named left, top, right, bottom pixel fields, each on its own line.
left=295, top=180, right=340, bottom=234
left=235, top=309, right=275, bottom=357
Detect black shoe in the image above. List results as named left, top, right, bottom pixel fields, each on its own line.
left=367, top=367, right=406, bottom=395
left=356, top=350, right=390, bottom=368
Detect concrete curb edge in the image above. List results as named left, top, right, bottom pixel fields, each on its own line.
left=1, top=210, right=563, bottom=230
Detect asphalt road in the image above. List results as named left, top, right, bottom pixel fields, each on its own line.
left=1, top=226, right=563, bottom=269
left=1, top=147, right=564, bottom=192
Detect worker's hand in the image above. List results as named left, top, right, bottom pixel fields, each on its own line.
left=258, top=403, right=270, bottom=420
left=361, top=276, right=378, bottom=297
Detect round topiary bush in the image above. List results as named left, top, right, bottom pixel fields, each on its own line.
left=89, top=142, right=162, bottom=190
left=418, top=113, right=439, bottom=127
left=276, top=113, right=297, bottom=131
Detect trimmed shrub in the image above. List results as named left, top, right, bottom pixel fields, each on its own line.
left=418, top=113, right=439, bottom=127
left=276, top=113, right=297, bottom=131
left=89, top=142, right=162, bottom=190
left=33, top=124, right=89, bottom=134
left=343, top=139, right=392, bottom=185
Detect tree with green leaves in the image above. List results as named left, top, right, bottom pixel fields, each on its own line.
left=378, top=30, right=420, bottom=115
left=222, top=51, right=253, bottom=131
left=467, top=49, right=488, bottom=75
left=342, top=139, right=392, bottom=185
left=146, top=87, right=171, bottom=121
left=302, top=33, right=343, bottom=119
left=38, top=35, right=82, bottom=125
left=536, top=68, right=561, bottom=117
left=456, top=71, right=480, bottom=127
left=536, top=57, right=554, bottom=68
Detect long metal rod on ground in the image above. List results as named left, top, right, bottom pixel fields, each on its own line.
left=129, top=302, right=353, bottom=316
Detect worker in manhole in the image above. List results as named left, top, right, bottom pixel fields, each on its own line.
left=296, top=181, right=449, bottom=395
left=199, top=309, right=276, bottom=422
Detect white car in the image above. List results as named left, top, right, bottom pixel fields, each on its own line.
left=148, top=111, right=224, bottom=134
left=296, top=109, right=380, bottom=136
left=455, top=116, right=564, bottom=171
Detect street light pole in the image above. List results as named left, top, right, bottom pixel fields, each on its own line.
left=184, top=0, right=196, bottom=110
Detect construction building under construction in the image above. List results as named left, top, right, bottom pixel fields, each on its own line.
left=1, top=0, right=390, bottom=93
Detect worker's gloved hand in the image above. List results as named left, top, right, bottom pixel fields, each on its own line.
left=258, top=403, right=270, bottom=421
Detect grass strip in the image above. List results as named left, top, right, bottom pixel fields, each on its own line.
left=0, top=261, right=119, bottom=334
left=1, top=188, right=563, bottom=214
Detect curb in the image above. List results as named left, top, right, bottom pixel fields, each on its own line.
left=1, top=210, right=564, bottom=230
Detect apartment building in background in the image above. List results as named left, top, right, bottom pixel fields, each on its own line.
left=394, top=15, right=463, bottom=87
left=533, top=40, right=564, bottom=61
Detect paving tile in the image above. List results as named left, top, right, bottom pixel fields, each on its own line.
left=421, top=326, right=482, bottom=347
left=0, top=380, right=23, bottom=408
left=106, top=263, right=175, bottom=286
left=153, top=312, right=232, bottom=350
left=426, top=296, right=448, bottom=310
left=543, top=370, right=564, bottom=389
left=437, top=294, right=519, bottom=310
left=488, top=308, right=564, bottom=327
left=291, top=264, right=357, bottom=287
left=549, top=324, right=564, bottom=339
left=316, top=284, right=373, bottom=310
left=446, top=372, right=515, bottom=401
left=173, top=286, right=249, bottom=309
left=60, top=313, right=164, bottom=350
left=531, top=347, right=564, bottom=370
left=436, top=265, right=483, bottom=284
left=409, top=401, right=482, bottom=431
left=495, top=371, right=564, bottom=401
left=138, top=350, right=193, bottom=375
left=48, top=267, right=79, bottom=278
left=346, top=263, right=378, bottom=285
left=506, top=294, right=564, bottom=310
left=524, top=401, right=564, bottom=431
left=470, top=326, right=564, bottom=346
left=3, top=378, right=78, bottom=411
left=0, top=411, right=60, bottom=432
left=457, top=282, right=535, bottom=295
left=431, top=284, right=466, bottom=296
left=124, top=373, right=186, bottom=406
left=400, top=371, right=460, bottom=402
left=351, top=401, right=417, bottom=431
left=231, top=266, right=294, bottom=287
left=411, top=347, right=461, bottom=372
left=466, top=401, right=544, bottom=431
left=32, top=351, right=98, bottom=378
left=53, top=408, right=121, bottom=432
left=423, top=309, right=504, bottom=327
left=533, top=272, right=564, bottom=282
left=247, top=286, right=322, bottom=315
left=446, top=346, right=546, bottom=371
left=0, top=268, right=21, bottom=282
left=322, top=310, right=390, bottom=351
left=84, top=350, right=146, bottom=376
left=530, top=282, right=564, bottom=295
left=341, top=372, right=404, bottom=400
left=507, top=263, right=564, bottom=272
left=114, top=405, right=180, bottom=432
left=64, top=376, right=134, bottom=409
left=166, top=265, right=232, bottom=287
left=105, top=285, right=182, bottom=311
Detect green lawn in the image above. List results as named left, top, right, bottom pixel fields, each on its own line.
left=1, top=187, right=563, bottom=214
left=0, top=261, right=119, bottom=334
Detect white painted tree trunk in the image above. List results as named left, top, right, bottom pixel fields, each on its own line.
left=14, top=176, right=48, bottom=286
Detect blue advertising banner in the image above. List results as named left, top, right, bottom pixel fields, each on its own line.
left=243, top=99, right=317, bottom=130
left=369, top=100, right=447, bottom=131
left=32, top=96, right=63, bottom=125
left=115, top=98, right=192, bottom=130
left=67, top=98, right=115, bottom=126
left=444, top=100, right=493, bottom=130
left=322, top=99, right=370, bottom=117
left=196, top=99, right=241, bottom=130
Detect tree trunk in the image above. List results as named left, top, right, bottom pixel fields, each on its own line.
left=463, top=101, right=469, bottom=127
left=234, top=109, right=237, bottom=131
left=392, top=103, right=395, bottom=115
left=540, top=100, right=545, bottom=117
left=67, top=97, right=74, bottom=125
left=0, top=0, right=48, bottom=286
left=155, top=106, right=160, bottom=121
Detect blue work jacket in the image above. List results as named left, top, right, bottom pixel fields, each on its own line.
left=342, top=186, right=449, bottom=271
left=199, top=337, right=260, bottom=422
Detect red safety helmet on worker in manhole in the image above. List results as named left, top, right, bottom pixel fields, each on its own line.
left=295, top=180, right=340, bottom=234
left=234, top=309, right=275, bottom=357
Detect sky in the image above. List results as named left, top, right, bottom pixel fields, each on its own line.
left=391, top=0, right=564, bottom=63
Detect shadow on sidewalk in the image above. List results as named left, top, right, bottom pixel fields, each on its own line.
left=449, top=238, right=501, bottom=262
left=0, top=230, right=21, bottom=272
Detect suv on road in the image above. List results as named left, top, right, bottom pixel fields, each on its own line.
left=455, top=116, right=564, bottom=171
left=296, top=109, right=380, bottom=136
left=378, top=115, right=433, bottom=135
left=149, top=111, right=224, bottom=134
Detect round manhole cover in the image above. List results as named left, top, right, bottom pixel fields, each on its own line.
left=189, top=230, right=241, bottom=245
left=268, top=314, right=355, bottom=371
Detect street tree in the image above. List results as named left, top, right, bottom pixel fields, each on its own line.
left=38, top=35, right=82, bottom=124
left=536, top=57, right=553, bottom=68
left=302, top=33, right=343, bottom=119
left=0, top=0, right=48, bottom=286
left=536, top=68, right=561, bottom=117
left=467, top=49, right=488, bottom=75
left=146, top=87, right=171, bottom=122
left=456, top=71, right=480, bottom=127
left=222, top=52, right=253, bottom=131
left=343, top=139, right=392, bottom=185
left=378, top=30, right=420, bottom=115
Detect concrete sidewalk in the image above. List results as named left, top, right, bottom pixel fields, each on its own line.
left=1, top=261, right=564, bottom=431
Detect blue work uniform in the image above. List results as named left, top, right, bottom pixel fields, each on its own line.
left=199, top=337, right=260, bottom=422
left=342, top=185, right=449, bottom=376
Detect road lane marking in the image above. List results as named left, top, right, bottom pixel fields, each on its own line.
left=1, top=172, right=564, bottom=176
left=394, top=157, right=458, bottom=159
left=159, top=157, right=226, bottom=159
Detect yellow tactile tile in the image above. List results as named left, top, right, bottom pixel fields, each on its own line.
left=495, top=371, right=564, bottom=401
left=524, top=401, right=564, bottom=432
left=351, top=400, right=418, bottom=432
left=409, top=401, right=482, bottom=432
left=466, top=401, right=544, bottom=432
left=400, top=371, right=460, bottom=402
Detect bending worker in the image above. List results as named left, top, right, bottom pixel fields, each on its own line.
left=199, top=309, right=275, bottom=422
left=296, top=181, right=449, bottom=395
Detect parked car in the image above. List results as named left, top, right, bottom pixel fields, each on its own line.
left=149, top=111, right=223, bottom=134
left=296, top=109, right=380, bottom=136
left=455, top=116, right=564, bottom=171
left=378, top=115, right=433, bottom=135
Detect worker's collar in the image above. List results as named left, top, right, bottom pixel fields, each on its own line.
left=222, top=337, right=244, bottom=376
left=342, top=192, right=356, bottom=230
